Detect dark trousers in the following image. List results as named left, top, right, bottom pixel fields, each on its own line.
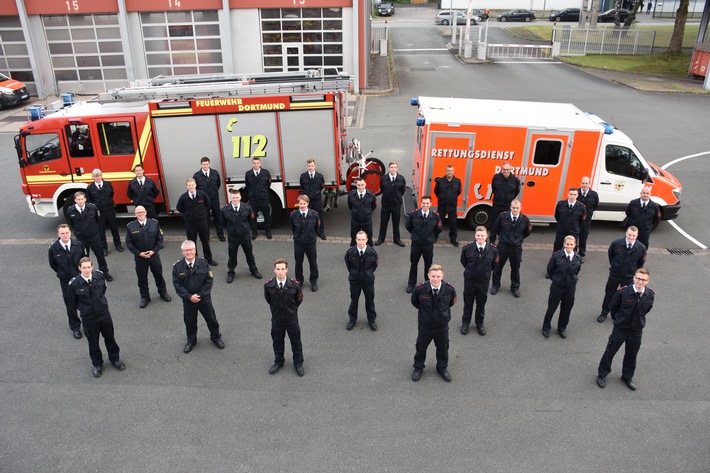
left=294, top=242, right=318, bottom=285
left=462, top=280, right=489, bottom=327
left=98, top=209, right=121, bottom=251
left=350, top=220, right=373, bottom=247
left=208, top=196, right=224, bottom=238
left=251, top=199, right=271, bottom=233
left=82, top=313, right=120, bottom=367
left=377, top=204, right=402, bottom=241
left=413, top=323, right=449, bottom=371
left=143, top=203, right=158, bottom=219
left=543, top=283, right=576, bottom=331
left=134, top=255, right=167, bottom=298
left=183, top=298, right=220, bottom=344
left=227, top=237, right=257, bottom=274
left=553, top=232, right=579, bottom=253
left=492, top=244, right=522, bottom=290
left=438, top=205, right=458, bottom=241
left=578, top=219, right=591, bottom=257
left=601, top=274, right=633, bottom=316
left=59, top=278, right=82, bottom=331
left=271, top=319, right=303, bottom=366
left=79, top=235, right=108, bottom=274
left=310, top=199, right=326, bottom=237
left=637, top=231, right=651, bottom=250
left=348, top=279, right=376, bottom=323
left=185, top=220, right=212, bottom=261
left=598, top=327, right=643, bottom=380
left=408, top=242, right=433, bottom=286
left=490, top=204, right=509, bottom=224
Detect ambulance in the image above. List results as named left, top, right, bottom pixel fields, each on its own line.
left=411, top=97, right=682, bottom=228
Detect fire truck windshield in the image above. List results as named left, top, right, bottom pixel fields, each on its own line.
left=26, top=133, right=62, bottom=165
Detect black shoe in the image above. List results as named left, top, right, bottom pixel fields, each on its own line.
left=139, top=298, right=150, bottom=309
left=622, top=378, right=637, bottom=391
left=558, top=329, right=567, bottom=339
left=72, top=329, right=82, bottom=340
left=226, top=273, right=235, bottom=284
left=394, top=240, right=406, bottom=247
left=580, top=256, right=585, bottom=263
left=183, top=342, right=194, bottom=353
left=104, top=273, right=113, bottom=282
left=218, top=234, right=226, bottom=242
left=115, top=245, right=124, bottom=252
left=92, top=366, right=102, bottom=378
left=266, top=233, right=273, bottom=240
left=451, top=240, right=459, bottom=247
left=213, top=338, right=225, bottom=349
left=412, top=369, right=422, bottom=382
left=476, top=325, right=486, bottom=336
left=406, top=285, right=415, bottom=293
left=346, top=320, right=355, bottom=331
left=438, top=369, right=452, bottom=382
left=369, top=321, right=378, bottom=331
left=311, top=284, right=318, bottom=292
left=512, top=289, right=520, bottom=298
left=545, top=274, right=551, bottom=279
left=597, top=376, right=606, bottom=388
left=111, top=360, right=126, bottom=371
left=460, top=324, right=469, bottom=335
left=102, top=249, right=108, bottom=256
left=542, top=328, right=550, bottom=338
left=319, top=234, right=327, bottom=240
left=490, top=287, right=498, bottom=295
left=269, top=363, right=283, bottom=375
left=251, top=270, right=262, bottom=279
left=159, top=293, right=172, bottom=302
left=295, top=365, right=304, bottom=377
left=597, top=313, right=607, bottom=323
left=207, top=259, right=219, bottom=266
left=374, top=239, right=384, bottom=246
left=252, top=232, right=258, bottom=241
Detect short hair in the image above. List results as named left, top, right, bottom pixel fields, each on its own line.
left=564, top=235, right=576, bottom=245
left=627, top=225, right=639, bottom=233
left=91, top=168, right=102, bottom=178
left=445, top=165, right=454, bottom=170
left=274, top=258, right=288, bottom=268
left=429, top=264, right=444, bottom=273
left=421, top=195, right=432, bottom=202
left=510, top=199, right=521, bottom=207
left=355, top=177, right=365, bottom=184
left=568, top=188, right=579, bottom=194
left=635, top=267, right=649, bottom=277
left=79, top=257, right=92, bottom=266
left=57, top=223, right=70, bottom=231
left=74, top=191, right=85, bottom=199
left=297, top=194, right=310, bottom=203
left=388, top=161, right=398, bottom=167
left=186, top=178, right=196, bottom=185
left=356, top=230, right=368, bottom=239
left=252, top=157, right=261, bottom=162
left=307, top=158, right=315, bottom=164
left=181, top=240, right=196, bottom=250
left=133, top=164, right=143, bottom=172
left=228, top=188, right=241, bottom=195
left=200, top=156, right=210, bottom=163
left=475, top=226, right=488, bottom=234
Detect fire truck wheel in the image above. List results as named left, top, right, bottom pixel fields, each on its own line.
left=465, top=205, right=492, bottom=230
left=361, top=170, right=383, bottom=196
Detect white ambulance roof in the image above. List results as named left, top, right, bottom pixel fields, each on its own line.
left=417, top=97, right=603, bottom=131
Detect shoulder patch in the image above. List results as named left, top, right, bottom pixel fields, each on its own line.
left=416, top=282, right=424, bottom=287
left=265, top=277, right=275, bottom=286
left=290, top=278, right=301, bottom=285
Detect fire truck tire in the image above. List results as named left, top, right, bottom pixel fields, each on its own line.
left=465, top=205, right=492, bottom=229
left=361, top=170, right=384, bottom=196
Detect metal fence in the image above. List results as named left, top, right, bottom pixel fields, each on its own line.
left=371, top=26, right=389, bottom=55
left=553, top=27, right=656, bottom=56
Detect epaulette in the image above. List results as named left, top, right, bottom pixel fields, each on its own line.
left=291, top=278, right=301, bottom=285
left=619, top=285, right=629, bottom=290
left=68, top=276, right=77, bottom=285
left=289, top=209, right=298, bottom=216
left=416, top=282, right=424, bottom=287
left=646, top=288, right=655, bottom=295
left=173, top=260, right=182, bottom=266
left=446, top=282, right=456, bottom=289
left=265, top=277, right=275, bottom=285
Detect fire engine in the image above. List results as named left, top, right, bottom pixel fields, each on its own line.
left=411, top=96, right=682, bottom=228
left=15, top=71, right=354, bottom=221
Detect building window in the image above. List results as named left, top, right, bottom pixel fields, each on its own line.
left=0, top=17, right=35, bottom=92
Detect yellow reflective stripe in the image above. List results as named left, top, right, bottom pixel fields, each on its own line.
left=290, top=101, right=334, bottom=109
left=151, top=109, right=193, bottom=116
left=132, top=119, right=153, bottom=170
left=99, top=172, right=136, bottom=180
left=26, top=175, right=73, bottom=183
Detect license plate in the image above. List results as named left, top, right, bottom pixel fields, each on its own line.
left=21, top=94, right=28, bottom=99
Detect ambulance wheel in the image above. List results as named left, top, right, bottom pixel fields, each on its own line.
left=465, top=205, right=492, bottom=229
left=361, top=170, right=384, bottom=196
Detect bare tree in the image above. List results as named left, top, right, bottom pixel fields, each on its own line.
left=667, top=0, right=690, bottom=53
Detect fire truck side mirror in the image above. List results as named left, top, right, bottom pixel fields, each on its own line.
left=14, top=135, right=26, bottom=168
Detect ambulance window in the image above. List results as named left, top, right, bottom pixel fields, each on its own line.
left=98, top=122, right=135, bottom=156
left=605, top=145, right=644, bottom=179
left=66, top=124, right=94, bottom=158
left=532, top=140, right=562, bottom=166
left=26, top=133, right=62, bottom=165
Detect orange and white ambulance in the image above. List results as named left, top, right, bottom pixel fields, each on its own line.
left=411, top=97, right=682, bottom=228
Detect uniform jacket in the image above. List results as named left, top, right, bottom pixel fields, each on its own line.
left=491, top=173, right=521, bottom=206
left=127, top=176, right=160, bottom=206
left=546, top=250, right=582, bottom=287
left=48, top=238, right=85, bottom=281
left=379, top=173, right=406, bottom=207
left=125, top=218, right=164, bottom=255
left=221, top=202, right=256, bottom=239
left=608, top=238, right=647, bottom=278
left=411, top=280, right=457, bottom=328
left=554, top=200, right=587, bottom=236
left=460, top=242, right=498, bottom=284
left=577, top=188, right=599, bottom=220
left=289, top=209, right=321, bottom=245
left=299, top=171, right=325, bottom=202
left=490, top=212, right=532, bottom=247
left=176, top=189, right=211, bottom=223
left=344, top=246, right=379, bottom=282
left=172, top=258, right=213, bottom=301
left=348, top=189, right=377, bottom=222
left=405, top=209, right=442, bottom=245
left=85, top=180, right=116, bottom=212
left=610, top=284, right=655, bottom=329
left=245, top=168, right=272, bottom=202
left=434, top=176, right=462, bottom=208
left=66, top=203, right=100, bottom=239
left=264, top=277, right=303, bottom=322
left=193, top=169, right=222, bottom=200
left=67, top=270, right=109, bottom=319
left=625, top=198, right=661, bottom=234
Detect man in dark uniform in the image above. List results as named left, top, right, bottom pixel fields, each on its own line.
left=577, top=176, right=599, bottom=261
left=553, top=188, right=586, bottom=253
left=172, top=240, right=224, bottom=354
left=221, top=188, right=262, bottom=283
left=66, top=257, right=125, bottom=378
left=289, top=195, right=321, bottom=292
left=265, top=258, right=305, bottom=376
left=411, top=264, right=457, bottom=383
left=433, top=165, right=462, bottom=247
left=460, top=226, right=498, bottom=336
left=344, top=231, right=379, bottom=331
left=176, top=178, right=218, bottom=266
left=300, top=159, right=327, bottom=240
left=597, top=226, right=647, bottom=323
left=85, top=168, right=123, bottom=255
left=125, top=206, right=172, bottom=309
left=245, top=156, right=273, bottom=239
left=542, top=235, right=582, bottom=339
left=597, top=268, right=654, bottom=391
left=490, top=199, right=531, bottom=298
left=490, top=164, right=521, bottom=223
left=66, top=191, right=112, bottom=281
left=127, top=164, right=160, bottom=219
left=48, top=223, right=85, bottom=339
left=625, top=186, right=661, bottom=250
left=193, top=156, right=225, bottom=242
left=348, top=177, right=377, bottom=247
left=374, top=161, right=406, bottom=247
left=405, top=195, right=442, bottom=293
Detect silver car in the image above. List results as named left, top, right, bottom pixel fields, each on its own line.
left=434, top=10, right=481, bottom=25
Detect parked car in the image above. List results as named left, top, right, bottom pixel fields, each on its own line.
left=434, top=10, right=481, bottom=25
left=496, top=9, right=536, bottom=22
left=0, top=72, right=30, bottom=110
left=549, top=8, right=580, bottom=22
left=597, top=8, right=632, bottom=22
left=378, top=3, right=395, bottom=16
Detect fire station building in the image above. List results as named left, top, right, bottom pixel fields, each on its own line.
left=0, top=0, right=372, bottom=98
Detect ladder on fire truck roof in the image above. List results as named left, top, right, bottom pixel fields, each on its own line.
left=96, top=70, right=352, bottom=103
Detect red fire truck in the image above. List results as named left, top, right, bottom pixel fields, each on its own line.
left=15, top=71, right=353, bottom=220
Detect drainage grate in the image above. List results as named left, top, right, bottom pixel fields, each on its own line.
left=668, top=248, right=694, bottom=255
